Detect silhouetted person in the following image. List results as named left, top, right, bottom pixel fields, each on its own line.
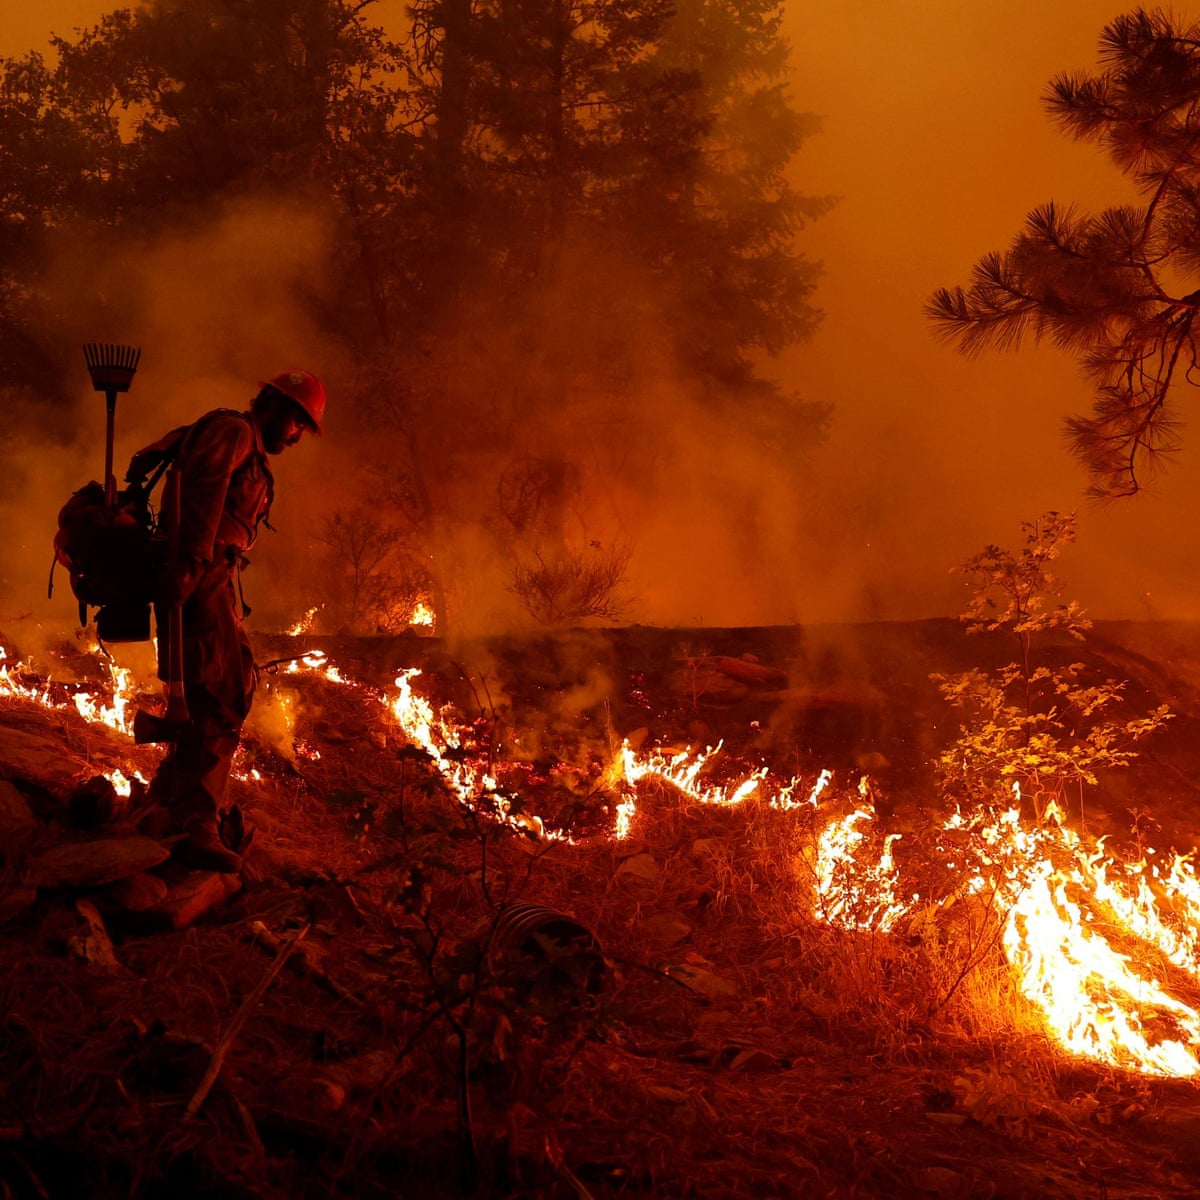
left=137, top=370, right=326, bottom=872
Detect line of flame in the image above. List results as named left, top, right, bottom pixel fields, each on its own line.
left=2, top=647, right=138, bottom=738
left=14, top=641, right=1200, bottom=1078
left=618, top=740, right=1200, bottom=1077
left=382, top=669, right=548, bottom=839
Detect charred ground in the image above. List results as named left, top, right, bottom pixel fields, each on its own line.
left=3, top=618, right=1200, bottom=1199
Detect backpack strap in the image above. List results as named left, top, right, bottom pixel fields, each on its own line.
left=125, top=423, right=191, bottom=498
left=123, top=409, right=244, bottom=503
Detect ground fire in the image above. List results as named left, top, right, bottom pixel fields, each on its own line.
left=6, top=620, right=1200, bottom=1198
left=5, top=634, right=1200, bottom=1083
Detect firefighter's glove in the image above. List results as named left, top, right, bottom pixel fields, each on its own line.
left=160, top=558, right=205, bottom=607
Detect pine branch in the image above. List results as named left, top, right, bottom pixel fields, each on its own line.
left=925, top=253, right=1045, bottom=355
left=1044, top=73, right=1117, bottom=141
left=931, top=7, right=1200, bottom=498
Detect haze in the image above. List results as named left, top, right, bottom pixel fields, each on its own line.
left=4, top=1, right=1192, bottom=634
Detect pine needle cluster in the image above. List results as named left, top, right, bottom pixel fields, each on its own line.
left=928, top=8, right=1200, bottom=497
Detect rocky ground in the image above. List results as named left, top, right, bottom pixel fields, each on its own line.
left=3, top=618, right=1200, bottom=1198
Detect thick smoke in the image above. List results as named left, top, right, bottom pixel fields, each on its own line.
left=2, top=194, right=350, bottom=653
left=10, top=1, right=1200, bottom=650
left=3, top=192, right=829, bottom=646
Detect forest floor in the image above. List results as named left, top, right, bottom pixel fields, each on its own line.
left=4, top=618, right=1200, bottom=1199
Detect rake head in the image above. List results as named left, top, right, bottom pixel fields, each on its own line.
left=83, top=342, right=141, bottom=394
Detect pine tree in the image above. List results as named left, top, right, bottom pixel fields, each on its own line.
left=0, top=0, right=830, bottom=629
left=0, top=1, right=414, bottom=381
left=928, top=8, right=1200, bottom=497
left=380, top=0, right=832, bottom=626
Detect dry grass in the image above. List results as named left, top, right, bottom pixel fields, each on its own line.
left=3, top=629, right=1200, bottom=1198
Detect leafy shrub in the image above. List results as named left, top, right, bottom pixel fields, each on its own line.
left=933, top=512, right=1170, bottom=812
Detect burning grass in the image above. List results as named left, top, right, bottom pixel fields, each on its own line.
left=3, top=624, right=1200, bottom=1197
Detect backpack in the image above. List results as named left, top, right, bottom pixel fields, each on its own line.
left=50, top=409, right=251, bottom=642
left=50, top=423, right=191, bottom=643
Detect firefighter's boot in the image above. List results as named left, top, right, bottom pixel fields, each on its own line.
left=172, top=817, right=243, bottom=874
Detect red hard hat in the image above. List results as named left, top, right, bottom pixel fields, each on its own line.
left=261, top=368, right=326, bottom=433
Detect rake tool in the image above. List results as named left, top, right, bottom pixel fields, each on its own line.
left=82, top=342, right=141, bottom=509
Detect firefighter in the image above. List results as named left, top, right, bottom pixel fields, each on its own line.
left=143, top=369, right=325, bottom=872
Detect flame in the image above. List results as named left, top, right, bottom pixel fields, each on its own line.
left=283, top=654, right=547, bottom=837
left=105, top=767, right=148, bottom=797
left=72, top=661, right=138, bottom=737
left=960, top=802, right=1200, bottom=1077
left=382, top=669, right=547, bottom=838
left=1094, top=850, right=1200, bottom=976
left=1, top=646, right=151, bottom=800
left=1003, top=859, right=1200, bottom=1076
left=616, top=740, right=1200, bottom=1077
left=1, top=647, right=139, bottom=738
left=9, top=635, right=1200, bottom=1079
left=620, top=740, right=766, bottom=807
left=615, top=738, right=911, bottom=930
left=614, top=740, right=830, bottom=838
left=287, top=606, right=320, bottom=636
left=0, top=648, right=54, bottom=706
left=614, top=791, right=638, bottom=841
left=409, top=601, right=435, bottom=628
left=286, top=650, right=346, bottom=684
left=811, top=806, right=910, bottom=932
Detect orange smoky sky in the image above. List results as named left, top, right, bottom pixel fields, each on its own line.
left=6, top=2, right=1200, bottom=627
left=780, top=1, right=1198, bottom=622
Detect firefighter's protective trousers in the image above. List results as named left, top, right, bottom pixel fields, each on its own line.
left=152, top=556, right=256, bottom=820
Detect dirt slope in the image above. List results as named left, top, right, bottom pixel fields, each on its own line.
left=3, top=619, right=1200, bottom=1199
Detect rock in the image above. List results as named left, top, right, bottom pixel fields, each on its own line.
left=667, top=666, right=748, bottom=705
left=68, top=898, right=124, bottom=972
left=316, top=1049, right=395, bottom=1100
left=150, top=869, right=242, bottom=929
left=107, top=871, right=169, bottom=911
left=613, top=837, right=648, bottom=859
left=0, top=780, right=36, bottom=837
left=69, top=776, right=126, bottom=829
left=1135, top=1105, right=1200, bottom=1172
left=915, top=1166, right=965, bottom=1196
left=0, top=726, right=91, bottom=801
left=28, top=836, right=171, bottom=888
left=640, top=912, right=692, bottom=945
left=668, top=960, right=737, bottom=999
left=727, top=1047, right=776, bottom=1072
left=855, top=750, right=891, bottom=773
left=924, top=1112, right=966, bottom=1127
left=617, top=852, right=660, bottom=886
left=705, top=656, right=789, bottom=687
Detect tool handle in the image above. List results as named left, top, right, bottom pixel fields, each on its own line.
left=164, top=611, right=189, bottom=722
left=103, top=391, right=117, bottom=509
left=161, top=467, right=190, bottom=722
